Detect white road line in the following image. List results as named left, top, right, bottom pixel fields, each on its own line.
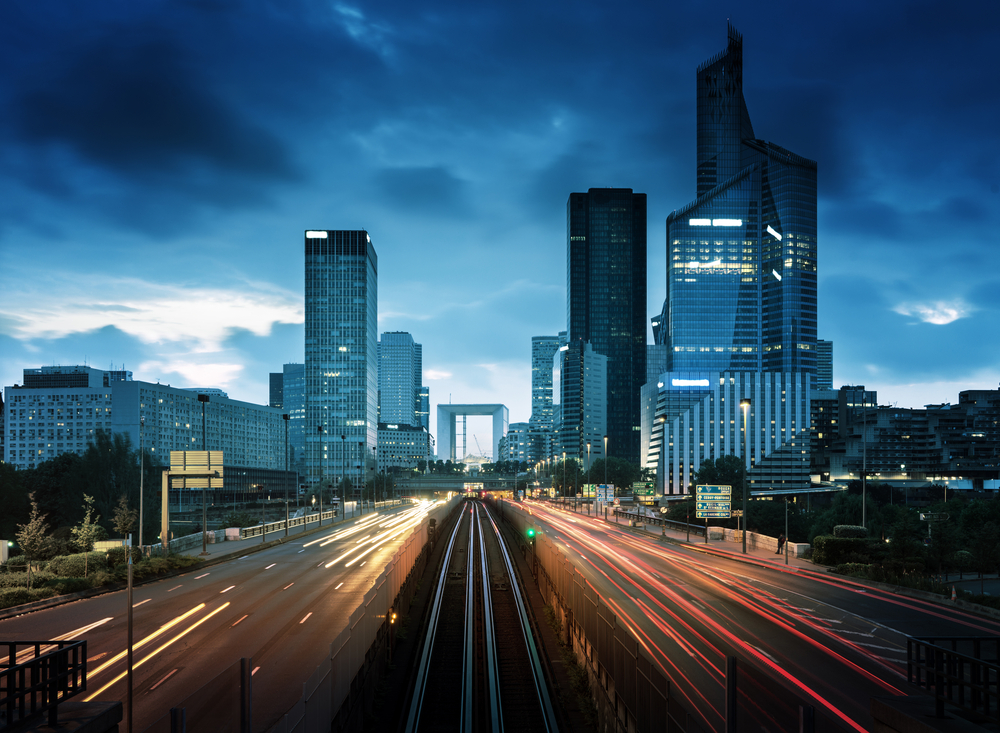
left=239, top=555, right=249, bottom=560
left=168, top=585, right=182, bottom=592
left=221, top=586, right=236, bottom=593
left=839, top=629, right=875, bottom=637
left=300, top=613, right=312, bottom=624
left=856, top=641, right=908, bottom=653
left=150, top=669, right=179, bottom=691
left=195, top=573, right=209, bottom=579
left=132, top=599, right=151, bottom=608
left=360, top=561, right=366, bottom=567
left=283, top=583, right=294, bottom=590
left=252, top=666, right=260, bottom=676
left=335, top=582, right=343, bottom=590
left=317, top=562, right=323, bottom=567
left=265, top=564, right=276, bottom=570
left=232, top=615, right=249, bottom=627
left=298, top=550, right=305, bottom=553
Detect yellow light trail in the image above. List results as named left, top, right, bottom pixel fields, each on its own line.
left=87, top=604, right=207, bottom=681
left=84, top=602, right=230, bottom=701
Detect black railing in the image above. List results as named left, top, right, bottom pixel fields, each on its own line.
left=908, top=636, right=1000, bottom=724
left=0, top=639, right=87, bottom=729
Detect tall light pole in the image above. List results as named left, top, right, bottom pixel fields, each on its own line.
left=372, top=446, right=377, bottom=503
left=317, top=425, right=324, bottom=526
left=586, top=441, right=591, bottom=513
left=562, top=451, right=567, bottom=500
left=862, top=390, right=867, bottom=530
left=283, top=414, right=290, bottom=537
left=139, top=415, right=144, bottom=549
left=198, top=394, right=210, bottom=556
left=603, top=435, right=609, bottom=493
left=740, top=398, right=751, bottom=554
left=341, top=434, right=347, bottom=517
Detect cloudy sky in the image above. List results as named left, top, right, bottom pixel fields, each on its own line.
left=1, top=0, right=998, bottom=447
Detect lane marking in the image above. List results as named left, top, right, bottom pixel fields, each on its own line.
left=283, top=583, right=294, bottom=590
left=839, top=630, right=874, bottom=638
left=133, top=599, right=151, bottom=608
left=300, top=613, right=312, bottom=624
left=88, top=652, right=108, bottom=662
left=317, top=562, right=323, bottom=567
left=239, top=555, right=249, bottom=560
left=265, top=564, right=276, bottom=570
left=168, top=586, right=182, bottom=592
left=335, top=583, right=343, bottom=590
left=252, top=666, right=260, bottom=676
left=360, top=561, right=366, bottom=567
left=232, top=615, right=249, bottom=627
left=195, top=574, right=209, bottom=579
left=855, top=641, right=908, bottom=653
left=298, top=550, right=305, bottom=554
left=149, top=668, right=179, bottom=691
left=220, top=586, right=236, bottom=594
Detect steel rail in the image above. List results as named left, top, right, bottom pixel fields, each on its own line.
left=483, top=504, right=560, bottom=733
left=403, top=504, right=467, bottom=733
left=462, top=506, right=476, bottom=732
left=475, top=503, right=503, bottom=733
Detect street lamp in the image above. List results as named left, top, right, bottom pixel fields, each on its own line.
left=603, top=435, right=609, bottom=491
left=283, top=414, right=290, bottom=537
left=586, top=441, right=591, bottom=515
left=198, top=394, right=210, bottom=556
left=139, top=415, right=144, bottom=548
left=317, top=425, right=325, bottom=526
left=562, top=451, right=567, bottom=500
left=740, top=398, right=751, bottom=554
left=341, top=434, right=347, bottom=518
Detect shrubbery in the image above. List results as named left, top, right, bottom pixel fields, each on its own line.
left=47, top=552, right=107, bottom=577
left=1, top=555, right=28, bottom=572
left=812, top=535, right=881, bottom=565
left=106, top=546, right=143, bottom=568
left=833, top=525, right=868, bottom=538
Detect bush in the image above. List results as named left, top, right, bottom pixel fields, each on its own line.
left=222, top=511, right=259, bottom=529
left=0, top=586, right=58, bottom=610
left=0, top=572, right=32, bottom=589
left=91, top=570, right=115, bottom=587
left=834, top=563, right=872, bottom=577
left=43, top=577, right=94, bottom=595
left=813, top=535, right=880, bottom=565
left=106, top=547, right=143, bottom=568
left=47, top=552, right=108, bottom=578
left=1, top=555, right=27, bottom=572
left=833, top=525, right=868, bottom=538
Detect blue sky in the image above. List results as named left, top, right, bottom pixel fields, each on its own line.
left=2, top=0, right=998, bottom=447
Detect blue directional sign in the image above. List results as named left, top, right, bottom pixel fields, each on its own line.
left=695, top=484, right=731, bottom=519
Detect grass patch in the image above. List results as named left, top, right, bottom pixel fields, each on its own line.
left=543, top=605, right=598, bottom=732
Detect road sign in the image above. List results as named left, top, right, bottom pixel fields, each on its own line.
left=731, top=509, right=743, bottom=517
left=920, top=513, right=950, bottom=522
left=633, top=482, right=655, bottom=496
left=696, top=484, right=731, bottom=497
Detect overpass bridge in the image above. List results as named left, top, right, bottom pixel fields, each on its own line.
left=394, top=474, right=516, bottom=496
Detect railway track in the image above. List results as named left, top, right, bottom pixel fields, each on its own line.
left=404, top=500, right=559, bottom=733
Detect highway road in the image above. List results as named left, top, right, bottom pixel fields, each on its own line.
left=522, top=500, right=1000, bottom=733
left=1, top=500, right=446, bottom=732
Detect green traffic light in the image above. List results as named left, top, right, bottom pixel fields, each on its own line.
left=527, top=528, right=535, bottom=538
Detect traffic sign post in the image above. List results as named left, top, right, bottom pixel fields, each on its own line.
left=695, top=485, right=731, bottom=519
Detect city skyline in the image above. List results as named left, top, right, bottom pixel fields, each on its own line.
left=2, top=2, right=999, bottom=449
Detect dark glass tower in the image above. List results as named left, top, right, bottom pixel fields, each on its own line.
left=663, top=25, right=817, bottom=374
left=567, top=188, right=646, bottom=464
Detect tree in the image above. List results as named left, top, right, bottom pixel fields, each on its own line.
left=969, top=522, right=1000, bottom=595
left=551, top=458, right=583, bottom=496
left=691, top=456, right=746, bottom=500
left=113, top=495, right=138, bottom=539
left=16, top=495, right=51, bottom=589
left=72, top=495, right=102, bottom=577
left=0, top=463, right=31, bottom=541
left=583, top=457, right=640, bottom=493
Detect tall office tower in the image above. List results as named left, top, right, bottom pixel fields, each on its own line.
left=553, top=340, right=607, bottom=461
left=815, top=339, right=833, bottom=389
left=269, top=373, right=283, bottom=408
left=663, top=25, right=817, bottom=374
left=304, top=230, right=378, bottom=492
left=568, top=189, right=646, bottom=464
left=282, top=363, right=306, bottom=476
left=529, top=335, right=563, bottom=430
left=378, top=332, right=422, bottom=425
left=417, top=386, right=430, bottom=431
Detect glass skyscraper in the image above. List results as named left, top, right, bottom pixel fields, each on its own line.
left=568, top=189, right=646, bottom=464
left=378, top=331, right=423, bottom=426
left=304, top=230, right=378, bottom=493
left=662, top=25, right=817, bottom=375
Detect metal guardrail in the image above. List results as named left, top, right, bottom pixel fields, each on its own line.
left=0, top=639, right=87, bottom=729
left=239, top=510, right=336, bottom=539
left=907, top=636, right=1000, bottom=723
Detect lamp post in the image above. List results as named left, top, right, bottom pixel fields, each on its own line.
left=862, top=390, right=867, bottom=530
left=283, top=414, right=290, bottom=537
left=562, top=451, right=567, bottom=501
left=603, top=435, right=609, bottom=492
left=740, top=398, right=751, bottom=554
left=317, top=425, right=324, bottom=527
left=372, top=446, right=377, bottom=504
left=586, top=441, right=591, bottom=514
left=341, top=434, right=347, bottom=518
left=198, top=394, right=210, bottom=556
left=139, top=415, right=144, bottom=549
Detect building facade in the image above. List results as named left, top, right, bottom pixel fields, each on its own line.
left=378, top=332, right=424, bottom=426
left=281, top=363, right=306, bottom=477
left=553, top=340, right=608, bottom=462
left=662, top=25, right=817, bottom=376
left=642, top=370, right=812, bottom=495
left=815, top=340, right=833, bottom=390
left=567, top=189, right=646, bottom=463
left=3, top=365, right=284, bottom=471
left=376, top=423, right=433, bottom=472
left=304, top=230, right=379, bottom=492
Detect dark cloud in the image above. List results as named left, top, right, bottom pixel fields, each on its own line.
left=372, top=167, right=471, bottom=216
left=15, top=39, right=295, bottom=182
